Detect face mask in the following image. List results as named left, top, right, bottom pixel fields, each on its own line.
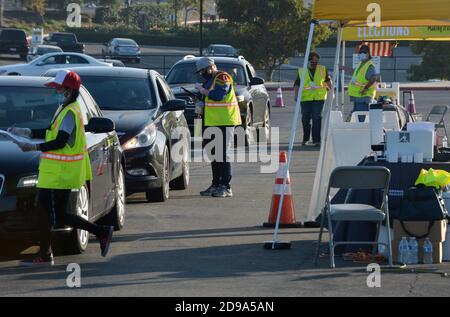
left=309, top=61, right=318, bottom=68
left=359, top=53, right=368, bottom=61
left=55, top=92, right=66, bottom=104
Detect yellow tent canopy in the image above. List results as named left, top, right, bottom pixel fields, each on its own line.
left=312, top=0, right=450, bottom=24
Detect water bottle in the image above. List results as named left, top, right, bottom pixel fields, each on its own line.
left=398, top=237, right=409, bottom=265
left=423, top=238, right=433, bottom=264
left=408, top=237, right=419, bottom=265
left=443, top=136, right=448, bottom=148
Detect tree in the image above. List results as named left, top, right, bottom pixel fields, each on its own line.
left=168, top=0, right=181, bottom=27
left=23, top=0, right=45, bottom=16
left=408, top=42, right=450, bottom=81
left=46, top=0, right=84, bottom=10
left=181, top=0, right=199, bottom=28
left=217, top=0, right=331, bottom=80
left=0, top=0, right=4, bottom=27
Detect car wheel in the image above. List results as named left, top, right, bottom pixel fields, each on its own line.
left=100, top=165, right=126, bottom=231
left=258, top=104, right=271, bottom=144
left=61, top=184, right=90, bottom=255
left=146, top=146, right=170, bottom=202
left=170, top=156, right=189, bottom=190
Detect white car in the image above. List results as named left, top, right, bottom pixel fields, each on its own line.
left=0, top=52, right=112, bottom=76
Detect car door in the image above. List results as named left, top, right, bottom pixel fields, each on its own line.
left=155, top=76, right=181, bottom=174
left=246, top=63, right=266, bottom=125
left=83, top=89, right=117, bottom=211
left=78, top=89, right=110, bottom=216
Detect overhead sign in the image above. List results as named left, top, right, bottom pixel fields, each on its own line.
left=343, top=26, right=450, bottom=41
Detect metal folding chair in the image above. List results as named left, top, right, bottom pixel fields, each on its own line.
left=426, top=105, right=449, bottom=140
left=314, top=166, right=393, bottom=268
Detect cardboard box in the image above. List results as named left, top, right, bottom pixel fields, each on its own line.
left=393, top=239, right=443, bottom=264
left=393, top=220, right=447, bottom=242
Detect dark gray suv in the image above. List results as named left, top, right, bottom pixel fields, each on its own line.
left=166, top=56, right=271, bottom=144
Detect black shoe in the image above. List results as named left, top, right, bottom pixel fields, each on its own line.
left=200, top=184, right=219, bottom=197
left=304, top=221, right=321, bottom=228
left=20, top=254, right=54, bottom=267
left=212, top=186, right=233, bottom=198
left=98, top=226, right=114, bottom=257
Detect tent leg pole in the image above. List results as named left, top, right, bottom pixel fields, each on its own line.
left=341, top=40, right=346, bottom=111
left=308, top=25, right=343, bottom=223
left=269, top=21, right=317, bottom=249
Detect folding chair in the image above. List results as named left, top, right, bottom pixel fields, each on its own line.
left=314, top=166, right=393, bottom=268
left=426, top=105, right=449, bottom=140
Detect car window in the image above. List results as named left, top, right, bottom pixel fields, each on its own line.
left=67, top=55, right=89, bottom=64
left=42, top=55, right=68, bottom=65
left=80, top=76, right=157, bottom=111
left=52, top=34, right=76, bottom=44
left=156, top=78, right=169, bottom=104
left=76, top=92, right=92, bottom=125
left=246, top=64, right=256, bottom=79
left=166, top=62, right=247, bottom=85
left=80, top=87, right=101, bottom=117
left=0, top=29, right=26, bottom=41
left=0, top=86, right=59, bottom=131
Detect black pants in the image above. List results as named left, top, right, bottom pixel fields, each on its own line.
left=203, top=126, right=233, bottom=189
left=301, top=100, right=325, bottom=143
left=37, top=189, right=103, bottom=256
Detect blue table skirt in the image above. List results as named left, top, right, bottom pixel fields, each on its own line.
left=326, top=159, right=450, bottom=253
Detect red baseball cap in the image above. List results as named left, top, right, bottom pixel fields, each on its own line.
left=45, top=70, right=81, bottom=90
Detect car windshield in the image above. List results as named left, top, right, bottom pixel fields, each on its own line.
left=52, top=34, right=76, bottom=44
left=80, top=76, right=157, bottom=111
left=0, top=30, right=26, bottom=41
left=37, top=47, right=60, bottom=55
left=209, top=46, right=235, bottom=55
left=166, top=63, right=247, bottom=85
left=116, top=39, right=137, bottom=46
left=0, top=87, right=59, bottom=132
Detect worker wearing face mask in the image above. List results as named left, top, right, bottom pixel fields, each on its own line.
left=194, top=57, right=241, bottom=198
left=348, top=45, right=380, bottom=113
left=294, top=52, right=332, bottom=147
left=8, top=70, right=114, bottom=267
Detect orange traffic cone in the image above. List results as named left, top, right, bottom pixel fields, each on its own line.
left=274, top=87, right=285, bottom=108
left=263, top=151, right=302, bottom=228
left=408, top=91, right=417, bottom=114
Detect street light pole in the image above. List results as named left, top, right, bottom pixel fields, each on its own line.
left=199, top=0, right=203, bottom=56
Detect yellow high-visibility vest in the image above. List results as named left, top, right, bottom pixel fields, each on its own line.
left=298, top=65, right=328, bottom=101
left=37, top=101, right=92, bottom=190
left=348, top=60, right=377, bottom=99
left=204, top=72, right=242, bottom=127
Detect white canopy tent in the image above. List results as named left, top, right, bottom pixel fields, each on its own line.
left=270, top=0, right=450, bottom=246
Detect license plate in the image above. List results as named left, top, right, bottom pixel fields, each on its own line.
left=10, top=48, right=17, bottom=52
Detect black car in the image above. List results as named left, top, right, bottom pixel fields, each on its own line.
left=44, top=32, right=85, bottom=53
left=0, top=77, right=126, bottom=255
left=45, top=67, right=190, bottom=203
left=166, top=56, right=271, bottom=144
left=0, top=28, right=29, bottom=60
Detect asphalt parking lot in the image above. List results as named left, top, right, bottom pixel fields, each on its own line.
left=0, top=72, right=450, bottom=296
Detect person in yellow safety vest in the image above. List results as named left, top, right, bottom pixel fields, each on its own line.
left=9, top=70, right=114, bottom=267
left=194, top=57, right=241, bottom=198
left=347, top=45, right=380, bottom=114
left=294, top=52, right=332, bottom=147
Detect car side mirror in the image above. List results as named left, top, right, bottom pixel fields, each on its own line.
left=250, top=77, right=265, bottom=86
left=85, top=117, right=115, bottom=134
left=160, top=99, right=186, bottom=113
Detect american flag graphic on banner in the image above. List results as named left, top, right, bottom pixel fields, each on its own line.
left=356, top=42, right=395, bottom=57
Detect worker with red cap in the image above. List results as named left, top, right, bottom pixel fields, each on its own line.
left=8, top=70, right=114, bottom=267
